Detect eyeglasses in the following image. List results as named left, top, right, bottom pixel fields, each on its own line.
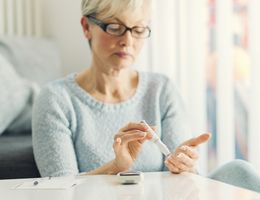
left=86, top=15, right=151, bottom=39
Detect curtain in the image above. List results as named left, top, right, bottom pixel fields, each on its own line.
left=136, top=0, right=209, bottom=174
left=136, top=0, right=260, bottom=173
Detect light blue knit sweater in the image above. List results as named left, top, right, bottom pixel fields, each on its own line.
left=32, top=71, right=192, bottom=177
left=32, top=71, right=260, bottom=193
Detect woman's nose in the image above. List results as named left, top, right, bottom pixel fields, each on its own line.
left=119, top=30, right=133, bottom=47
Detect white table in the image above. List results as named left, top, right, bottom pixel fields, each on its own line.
left=0, top=172, right=260, bottom=200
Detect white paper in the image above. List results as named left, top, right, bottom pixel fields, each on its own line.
left=14, top=176, right=80, bottom=190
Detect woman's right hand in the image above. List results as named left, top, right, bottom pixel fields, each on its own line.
left=112, top=122, right=153, bottom=172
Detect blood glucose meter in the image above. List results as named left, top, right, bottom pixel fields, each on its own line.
left=117, top=171, right=144, bottom=184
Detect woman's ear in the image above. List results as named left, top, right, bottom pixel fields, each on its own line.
left=81, top=17, right=92, bottom=39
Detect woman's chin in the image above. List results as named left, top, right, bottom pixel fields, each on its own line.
left=109, top=55, right=134, bottom=68
left=111, top=61, right=133, bottom=70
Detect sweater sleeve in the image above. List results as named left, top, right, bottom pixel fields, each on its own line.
left=160, top=78, right=192, bottom=170
left=32, top=86, right=79, bottom=177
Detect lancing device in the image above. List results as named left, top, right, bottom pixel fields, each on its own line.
left=141, top=120, right=171, bottom=156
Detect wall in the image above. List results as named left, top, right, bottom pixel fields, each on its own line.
left=41, top=0, right=91, bottom=75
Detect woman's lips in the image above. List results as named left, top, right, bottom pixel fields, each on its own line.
left=115, top=52, right=132, bottom=58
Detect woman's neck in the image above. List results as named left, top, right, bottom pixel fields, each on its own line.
left=76, top=66, right=138, bottom=103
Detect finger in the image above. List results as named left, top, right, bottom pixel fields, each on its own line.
left=176, top=153, right=194, bottom=168
left=150, top=126, right=157, bottom=132
left=165, top=160, right=180, bottom=174
left=175, top=162, right=190, bottom=172
left=140, top=121, right=157, bottom=132
left=167, top=164, right=180, bottom=174
left=118, top=130, right=146, bottom=140
left=166, top=155, right=183, bottom=170
left=114, top=125, right=146, bottom=140
left=142, top=124, right=157, bottom=139
left=139, top=138, right=146, bottom=144
left=137, top=130, right=154, bottom=144
left=116, top=128, right=152, bottom=141
left=166, top=154, right=191, bottom=171
left=179, top=145, right=199, bottom=159
left=182, top=133, right=211, bottom=147
left=120, top=122, right=148, bottom=132
left=113, top=137, right=122, bottom=151
left=146, top=132, right=153, bottom=140
left=120, top=131, right=147, bottom=144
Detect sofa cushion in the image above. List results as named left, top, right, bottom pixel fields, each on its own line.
left=0, top=36, right=62, bottom=134
left=0, top=54, right=32, bottom=135
left=0, top=133, right=40, bottom=179
left=0, top=37, right=62, bottom=85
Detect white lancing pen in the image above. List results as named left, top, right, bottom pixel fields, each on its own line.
left=140, top=120, right=171, bottom=156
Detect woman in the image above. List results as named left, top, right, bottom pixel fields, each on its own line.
left=32, top=0, right=260, bottom=192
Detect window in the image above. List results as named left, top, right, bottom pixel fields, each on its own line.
left=207, top=0, right=250, bottom=171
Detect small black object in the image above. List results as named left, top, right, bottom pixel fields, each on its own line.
left=33, top=181, right=39, bottom=186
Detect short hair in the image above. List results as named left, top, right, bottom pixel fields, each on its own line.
left=81, top=0, right=151, bottom=18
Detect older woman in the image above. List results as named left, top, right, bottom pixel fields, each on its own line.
left=33, top=0, right=260, bottom=193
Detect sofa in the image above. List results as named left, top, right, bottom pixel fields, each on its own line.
left=0, top=131, right=40, bottom=179
left=0, top=37, right=62, bottom=179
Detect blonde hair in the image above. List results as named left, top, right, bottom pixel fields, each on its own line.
left=81, top=0, right=151, bottom=18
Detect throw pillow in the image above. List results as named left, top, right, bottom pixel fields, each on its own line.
left=0, top=54, right=31, bottom=134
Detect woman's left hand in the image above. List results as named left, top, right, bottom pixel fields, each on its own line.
left=165, top=133, right=211, bottom=173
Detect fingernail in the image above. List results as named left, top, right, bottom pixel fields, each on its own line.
left=177, top=153, right=185, bottom=159
left=181, top=146, right=187, bottom=151
left=167, top=155, right=173, bottom=160
left=139, top=132, right=146, bottom=137
left=147, top=133, right=153, bottom=137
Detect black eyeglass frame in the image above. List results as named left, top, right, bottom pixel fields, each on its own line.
left=85, top=15, right=151, bottom=39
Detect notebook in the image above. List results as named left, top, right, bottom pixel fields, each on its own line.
left=14, top=176, right=81, bottom=190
